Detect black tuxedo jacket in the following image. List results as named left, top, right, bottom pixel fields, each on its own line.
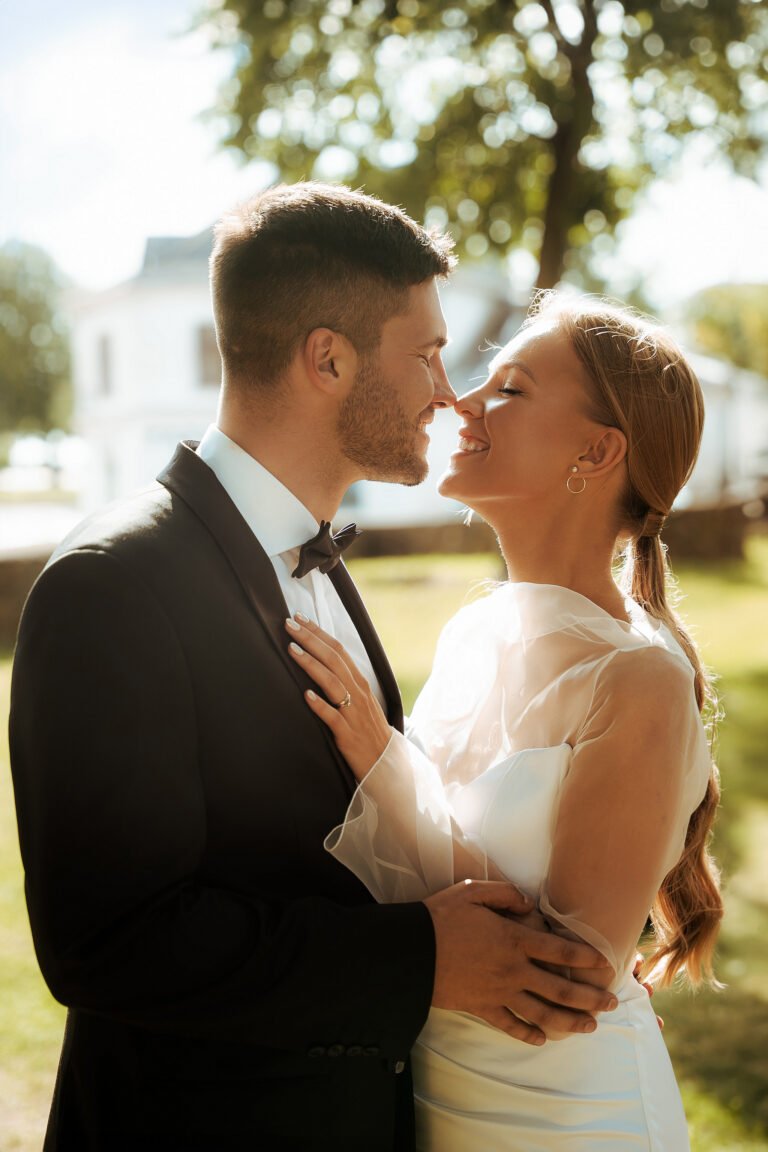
left=10, top=442, right=435, bottom=1151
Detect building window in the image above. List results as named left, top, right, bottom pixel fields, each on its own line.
left=97, top=334, right=112, bottom=396
left=197, top=325, right=221, bottom=387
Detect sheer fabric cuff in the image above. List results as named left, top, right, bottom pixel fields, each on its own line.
left=538, top=892, right=621, bottom=985
left=324, top=729, right=486, bottom=902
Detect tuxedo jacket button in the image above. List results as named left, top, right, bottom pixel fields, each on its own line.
left=363, top=1045, right=380, bottom=1057
left=327, top=1043, right=346, bottom=1057
left=346, top=1045, right=363, bottom=1057
left=394, top=1060, right=406, bottom=1075
left=307, top=1046, right=326, bottom=1058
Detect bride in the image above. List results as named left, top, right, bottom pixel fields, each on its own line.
left=284, top=293, right=723, bottom=1150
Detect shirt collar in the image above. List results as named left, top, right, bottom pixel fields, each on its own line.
left=196, top=425, right=320, bottom=557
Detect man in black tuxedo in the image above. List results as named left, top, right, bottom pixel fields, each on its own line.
left=10, top=183, right=615, bottom=1151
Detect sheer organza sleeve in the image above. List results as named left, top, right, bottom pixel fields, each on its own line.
left=324, top=724, right=488, bottom=903
left=539, top=647, right=710, bottom=986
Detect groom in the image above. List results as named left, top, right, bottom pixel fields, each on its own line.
left=10, top=183, right=616, bottom=1151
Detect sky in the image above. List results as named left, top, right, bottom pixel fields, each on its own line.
left=2, top=0, right=768, bottom=308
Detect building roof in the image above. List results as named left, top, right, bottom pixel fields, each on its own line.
left=139, top=229, right=213, bottom=278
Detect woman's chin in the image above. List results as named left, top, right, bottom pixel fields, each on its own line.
left=437, top=468, right=465, bottom=500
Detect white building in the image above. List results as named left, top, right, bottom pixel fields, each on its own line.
left=70, top=230, right=767, bottom=522
left=70, top=231, right=221, bottom=510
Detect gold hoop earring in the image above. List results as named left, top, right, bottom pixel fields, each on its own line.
left=566, top=467, right=587, bottom=494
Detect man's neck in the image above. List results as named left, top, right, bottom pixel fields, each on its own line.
left=216, top=416, right=351, bottom=524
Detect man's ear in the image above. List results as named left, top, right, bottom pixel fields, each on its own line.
left=578, top=427, right=627, bottom=477
left=303, top=328, right=357, bottom=395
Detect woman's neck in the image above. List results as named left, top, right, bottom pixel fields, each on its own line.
left=492, top=513, right=628, bottom=621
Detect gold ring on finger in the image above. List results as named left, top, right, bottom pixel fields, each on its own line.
left=335, top=690, right=352, bottom=709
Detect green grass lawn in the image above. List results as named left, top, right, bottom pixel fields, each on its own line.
left=0, top=662, right=66, bottom=1149
left=1, top=535, right=767, bottom=1149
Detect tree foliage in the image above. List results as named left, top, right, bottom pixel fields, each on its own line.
left=0, top=243, right=71, bottom=434
left=685, top=283, right=768, bottom=379
left=204, top=0, right=768, bottom=289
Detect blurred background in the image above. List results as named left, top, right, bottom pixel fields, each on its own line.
left=1, top=1, right=767, bottom=1148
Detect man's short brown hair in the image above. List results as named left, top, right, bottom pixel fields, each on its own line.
left=210, top=182, right=455, bottom=389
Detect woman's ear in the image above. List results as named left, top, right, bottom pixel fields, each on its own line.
left=303, top=328, right=357, bottom=395
left=579, top=427, right=628, bottom=477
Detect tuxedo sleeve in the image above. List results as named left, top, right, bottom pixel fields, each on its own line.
left=10, top=548, right=435, bottom=1055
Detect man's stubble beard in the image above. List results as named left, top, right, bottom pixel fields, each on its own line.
left=337, top=354, right=429, bottom=486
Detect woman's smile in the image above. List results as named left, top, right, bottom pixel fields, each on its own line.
left=454, top=427, right=489, bottom=456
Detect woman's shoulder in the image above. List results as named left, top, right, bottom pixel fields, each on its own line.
left=563, top=639, right=706, bottom=773
left=591, top=642, right=698, bottom=729
left=599, top=640, right=693, bottom=691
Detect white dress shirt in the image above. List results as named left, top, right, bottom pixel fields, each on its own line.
left=196, top=425, right=385, bottom=708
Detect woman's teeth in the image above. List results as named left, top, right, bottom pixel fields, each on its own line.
left=458, top=437, right=487, bottom=453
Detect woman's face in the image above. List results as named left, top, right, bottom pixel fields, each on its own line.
left=438, top=319, right=606, bottom=513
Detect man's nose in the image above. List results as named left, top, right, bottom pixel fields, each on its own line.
left=431, top=355, right=457, bottom=408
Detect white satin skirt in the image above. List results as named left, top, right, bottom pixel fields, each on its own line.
left=413, top=985, right=689, bottom=1151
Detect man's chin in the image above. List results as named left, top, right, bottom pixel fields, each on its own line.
left=392, top=462, right=429, bottom=486
left=368, top=458, right=429, bottom=487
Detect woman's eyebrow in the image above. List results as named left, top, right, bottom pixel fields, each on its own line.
left=496, top=357, right=537, bottom=383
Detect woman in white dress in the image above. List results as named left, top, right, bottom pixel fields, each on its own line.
left=285, top=294, right=723, bottom=1150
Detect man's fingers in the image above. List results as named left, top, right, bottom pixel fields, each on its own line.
left=505, top=992, right=599, bottom=1036
left=482, top=1007, right=546, bottom=1047
left=509, top=923, right=610, bottom=971
left=462, top=879, right=535, bottom=916
left=517, top=966, right=617, bottom=1015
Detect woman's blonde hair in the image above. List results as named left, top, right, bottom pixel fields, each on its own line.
left=528, top=292, right=723, bottom=988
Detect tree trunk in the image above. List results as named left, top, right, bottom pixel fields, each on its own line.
left=536, top=120, right=577, bottom=290
left=534, top=1, right=598, bottom=291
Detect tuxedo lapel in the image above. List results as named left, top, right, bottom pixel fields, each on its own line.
left=158, top=441, right=287, bottom=634
left=158, top=439, right=403, bottom=740
left=157, top=441, right=359, bottom=790
left=329, top=563, right=404, bottom=733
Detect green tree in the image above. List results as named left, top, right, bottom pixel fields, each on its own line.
left=0, top=242, right=71, bottom=434
left=684, top=283, right=768, bottom=378
left=204, top=0, right=767, bottom=288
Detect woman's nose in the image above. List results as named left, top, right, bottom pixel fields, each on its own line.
left=454, top=385, right=484, bottom=418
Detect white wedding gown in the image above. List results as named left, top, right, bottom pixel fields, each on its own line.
left=326, top=583, right=712, bottom=1151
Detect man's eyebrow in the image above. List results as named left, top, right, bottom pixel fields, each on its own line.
left=418, top=335, right=450, bottom=350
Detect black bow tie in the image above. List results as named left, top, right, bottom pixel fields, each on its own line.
left=292, top=521, right=362, bottom=579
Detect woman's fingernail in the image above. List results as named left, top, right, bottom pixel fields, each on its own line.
left=289, top=642, right=304, bottom=656
left=286, top=617, right=301, bottom=631
left=295, top=612, right=311, bottom=624
left=307, top=690, right=317, bottom=701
